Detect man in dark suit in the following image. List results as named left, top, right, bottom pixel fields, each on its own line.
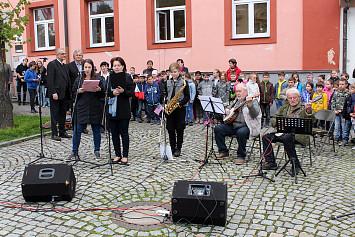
left=47, top=48, right=72, bottom=141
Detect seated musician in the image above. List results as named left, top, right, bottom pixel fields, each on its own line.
left=214, top=83, right=261, bottom=165
left=262, top=88, right=314, bottom=173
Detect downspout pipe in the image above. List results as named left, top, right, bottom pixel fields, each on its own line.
left=343, top=0, right=351, bottom=72
left=63, top=0, right=69, bottom=63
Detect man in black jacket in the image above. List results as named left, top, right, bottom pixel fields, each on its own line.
left=47, top=48, right=72, bottom=141
left=15, top=58, right=28, bottom=105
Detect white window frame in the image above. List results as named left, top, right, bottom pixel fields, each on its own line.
left=154, top=1, right=186, bottom=43
left=34, top=7, right=55, bottom=51
left=232, top=0, right=270, bottom=39
left=89, top=1, right=114, bottom=47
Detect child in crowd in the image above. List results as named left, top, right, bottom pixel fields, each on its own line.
left=259, top=72, right=274, bottom=127
left=130, top=74, right=139, bottom=121
left=323, top=79, right=334, bottom=109
left=129, top=67, right=135, bottom=78
left=144, top=75, right=161, bottom=125
left=301, top=82, right=314, bottom=103
left=152, top=70, right=159, bottom=83
left=331, top=78, right=350, bottom=145
left=274, top=71, right=288, bottom=109
left=329, top=81, right=339, bottom=110
left=347, top=83, right=355, bottom=149
left=330, top=69, right=340, bottom=82
left=292, top=72, right=303, bottom=93
left=279, top=77, right=295, bottom=100
left=238, top=72, right=247, bottom=84
left=212, top=69, right=220, bottom=86
left=136, top=74, right=147, bottom=123
left=341, top=72, right=350, bottom=89
left=198, top=73, right=214, bottom=125
left=304, top=73, right=316, bottom=92
left=193, top=71, right=203, bottom=123
left=246, top=72, right=260, bottom=102
left=213, top=71, right=231, bottom=106
left=158, top=71, right=168, bottom=103
left=318, top=74, right=326, bottom=84
left=229, top=71, right=238, bottom=103
left=312, top=82, right=328, bottom=129
left=185, top=73, right=196, bottom=126
left=341, top=83, right=354, bottom=146
left=165, top=62, right=190, bottom=157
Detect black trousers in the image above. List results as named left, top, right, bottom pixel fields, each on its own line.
left=109, top=119, right=129, bottom=158
left=262, top=133, right=300, bottom=164
left=260, top=103, right=271, bottom=126
left=166, top=107, right=186, bottom=150
left=16, top=80, right=27, bottom=103
left=131, top=98, right=138, bottom=118
left=50, top=98, right=67, bottom=136
left=28, top=89, right=37, bottom=111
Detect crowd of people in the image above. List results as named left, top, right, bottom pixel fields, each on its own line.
left=10, top=50, right=355, bottom=167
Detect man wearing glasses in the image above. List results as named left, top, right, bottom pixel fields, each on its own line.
left=47, top=48, right=72, bottom=141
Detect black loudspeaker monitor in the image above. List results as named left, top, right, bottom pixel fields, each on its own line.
left=21, top=164, right=76, bottom=202
left=171, top=180, right=227, bottom=226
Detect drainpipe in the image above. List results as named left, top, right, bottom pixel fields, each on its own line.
left=63, top=0, right=69, bottom=63
left=343, top=0, right=351, bottom=72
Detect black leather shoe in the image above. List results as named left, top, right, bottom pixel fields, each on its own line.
left=263, top=162, right=278, bottom=170
left=173, top=149, right=181, bottom=157
left=51, top=135, right=62, bottom=141
left=60, top=132, right=72, bottom=138
left=82, top=128, right=88, bottom=134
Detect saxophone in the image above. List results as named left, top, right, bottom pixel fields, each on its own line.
left=165, top=80, right=186, bottom=115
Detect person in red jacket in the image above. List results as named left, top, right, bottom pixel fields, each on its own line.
left=227, top=58, right=242, bottom=82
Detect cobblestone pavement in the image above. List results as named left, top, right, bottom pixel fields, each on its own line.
left=0, top=117, right=354, bottom=236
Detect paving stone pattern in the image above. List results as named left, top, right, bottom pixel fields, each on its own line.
left=0, top=118, right=354, bottom=236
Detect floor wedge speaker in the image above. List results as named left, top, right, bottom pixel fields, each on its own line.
left=22, top=163, right=76, bottom=202
left=172, top=180, right=227, bottom=226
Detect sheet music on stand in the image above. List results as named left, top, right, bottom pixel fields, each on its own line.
left=276, top=117, right=313, bottom=135
left=199, top=96, right=225, bottom=114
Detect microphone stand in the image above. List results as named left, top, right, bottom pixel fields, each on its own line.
left=91, top=70, right=114, bottom=175
left=70, top=72, right=100, bottom=166
left=29, top=65, right=63, bottom=164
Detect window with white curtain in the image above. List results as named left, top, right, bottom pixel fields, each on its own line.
left=34, top=7, right=55, bottom=51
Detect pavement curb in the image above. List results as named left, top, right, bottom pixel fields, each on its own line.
left=0, top=131, right=52, bottom=148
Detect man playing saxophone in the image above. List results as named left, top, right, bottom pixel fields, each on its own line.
left=164, top=62, right=190, bottom=157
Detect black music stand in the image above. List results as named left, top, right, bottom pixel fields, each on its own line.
left=196, top=96, right=226, bottom=172
left=274, top=117, right=313, bottom=184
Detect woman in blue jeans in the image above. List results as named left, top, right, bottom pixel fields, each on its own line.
left=67, top=59, right=105, bottom=161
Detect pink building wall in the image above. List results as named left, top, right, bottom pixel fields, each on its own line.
left=10, top=0, right=310, bottom=73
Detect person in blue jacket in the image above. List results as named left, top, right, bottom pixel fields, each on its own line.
left=144, top=75, right=161, bottom=124
left=185, top=73, right=196, bottom=126
left=24, top=61, right=39, bottom=113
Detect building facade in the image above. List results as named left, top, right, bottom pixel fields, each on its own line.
left=8, top=0, right=349, bottom=75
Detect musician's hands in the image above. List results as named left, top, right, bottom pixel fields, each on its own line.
left=78, top=88, right=86, bottom=93
left=305, top=102, right=312, bottom=113
left=246, top=96, right=253, bottom=106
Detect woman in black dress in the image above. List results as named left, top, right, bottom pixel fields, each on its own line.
left=108, top=57, right=134, bottom=164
